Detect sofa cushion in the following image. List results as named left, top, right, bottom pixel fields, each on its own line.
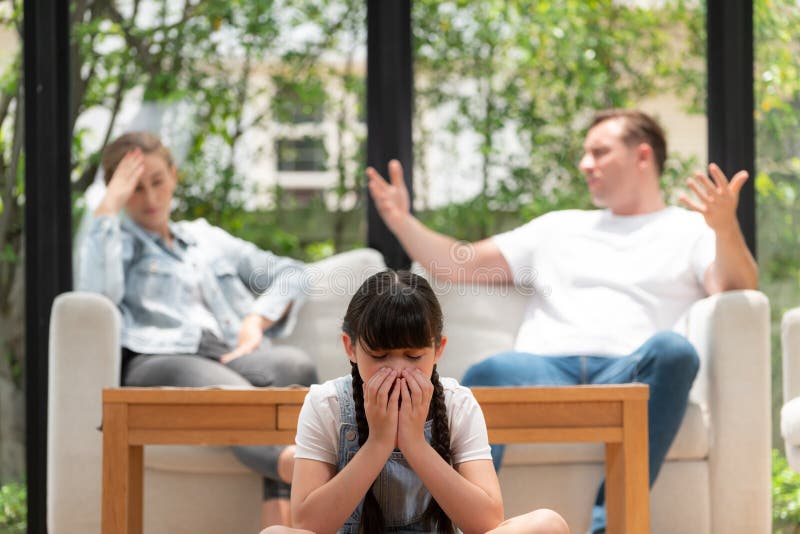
left=411, top=268, right=529, bottom=380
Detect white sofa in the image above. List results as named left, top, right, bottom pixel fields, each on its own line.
left=781, top=307, right=800, bottom=472
left=48, top=248, right=771, bottom=533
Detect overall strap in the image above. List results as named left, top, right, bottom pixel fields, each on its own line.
left=333, top=375, right=357, bottom=426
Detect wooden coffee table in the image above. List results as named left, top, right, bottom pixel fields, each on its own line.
left=102, top=384, right=648, bottom=533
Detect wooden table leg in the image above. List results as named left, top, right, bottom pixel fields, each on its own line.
left=103, top=403, right=128, bottom=533
left=605, top=398, right=649, bottom=534
left=605, top=441, right=624, bottom=534
left=623, top=398, right=649, bottom=534
left=129, top=445, right=144, bottom=534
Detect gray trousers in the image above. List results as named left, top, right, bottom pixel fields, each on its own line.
left=122, top=331, right=318, bottom=499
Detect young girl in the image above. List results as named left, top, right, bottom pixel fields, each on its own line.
left=263, top=270, right=569, bottom=534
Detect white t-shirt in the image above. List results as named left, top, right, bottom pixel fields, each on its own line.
left=294, top=376, right=493, bottom=466
left=493, top=207, right=715, bottom=356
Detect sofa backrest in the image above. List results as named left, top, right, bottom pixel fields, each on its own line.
left=278, top=249, right=529, bottom=382
left=278, top=248, right=388, bottom=381
left=433, top=280, right=528, bottom=379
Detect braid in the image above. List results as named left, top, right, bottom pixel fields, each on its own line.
left=350, top=363, right=385, bottom=533
left=422, top=365, right=455, bottom=533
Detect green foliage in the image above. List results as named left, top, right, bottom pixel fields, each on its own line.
left=0, top=481, right=26, bottom=533
left=755, top=0, right=800, bottom=282
left=411, top=0, right=705, bottom=236
left=774, top=450, right=800, bottom=532
left=272, top=75, right=327, bottom=124
left=0, top=2, right=25, bottom=404
left=754, top=0, right=800, bottom=451
left=755, top=0, right=800, bottom=294
left=184, top=200, right=363, bottom=262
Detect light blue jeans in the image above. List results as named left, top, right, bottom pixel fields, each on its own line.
left=461, top=331, right=700, bottom=534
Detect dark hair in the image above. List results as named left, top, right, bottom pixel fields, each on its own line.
left=101, top=131, right=174, bottom=184
left=343, top=270, right=454, bottom=533
left=590, top=109, right=667, bottom=175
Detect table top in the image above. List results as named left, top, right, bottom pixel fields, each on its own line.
left=103, top=383, right=649, bottom=404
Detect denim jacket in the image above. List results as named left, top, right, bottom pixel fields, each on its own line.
left=77, top=214, right=308, bottom=354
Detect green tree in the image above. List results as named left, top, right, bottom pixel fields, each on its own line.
left=0, top=0, right=369, bottom=481
left=412, top=0, right=705, bottom=240
left=1, top=0, right=30, bottom=483
left=754, top=0, right=800, bottom=452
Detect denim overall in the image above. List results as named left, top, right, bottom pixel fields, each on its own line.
left=334, top=376, right=435, bottom=534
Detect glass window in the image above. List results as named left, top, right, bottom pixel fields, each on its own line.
left=276, top=137, right=328, bottom=171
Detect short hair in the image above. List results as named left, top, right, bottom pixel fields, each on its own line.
left=590, top=109, right=667, bottom=175
left=101, top=132, right=174, bottom=184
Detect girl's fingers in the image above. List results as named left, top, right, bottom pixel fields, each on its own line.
left=375, top=370, right=397, bottom=408
left=364, top=368, right=388, bottom=399
left=403, top=369, right=425, bottom=410
left=416, top=369, right=434, bottom=404
left=390, top=376, right=402, bottom=409
left=398, top=377, right=408, bottom=411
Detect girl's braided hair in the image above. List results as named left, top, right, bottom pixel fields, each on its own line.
left=343, top=270, right=454, bottom=533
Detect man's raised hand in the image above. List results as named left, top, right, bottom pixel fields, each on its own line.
left=366, top=159, right=411, bottom=233
left=679, top=163, right=748, bottom=235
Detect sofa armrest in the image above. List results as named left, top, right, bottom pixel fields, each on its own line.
left=684, top=289, right=771, bottom=534
left=781, top=307, right=800, bottom=473
left=48, top=291, right=121, bottom=533
left=782, top=307, right=800, bottom=403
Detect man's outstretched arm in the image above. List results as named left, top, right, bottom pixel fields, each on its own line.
left=680, top=163, right=759, bottom=294
left=366, top=159, right=512, bottom=283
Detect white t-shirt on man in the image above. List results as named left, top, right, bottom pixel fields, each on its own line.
left=294, top=376, right=492, bottom=466
left=493, top=206, right=715, bottom=357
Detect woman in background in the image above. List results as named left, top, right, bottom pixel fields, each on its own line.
left=78, top=131, right=318, bottom=527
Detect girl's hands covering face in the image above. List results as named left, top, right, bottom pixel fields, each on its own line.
left=397, top=368, right=434, bottom=453
left=363, top=367, right=400, bottom=452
